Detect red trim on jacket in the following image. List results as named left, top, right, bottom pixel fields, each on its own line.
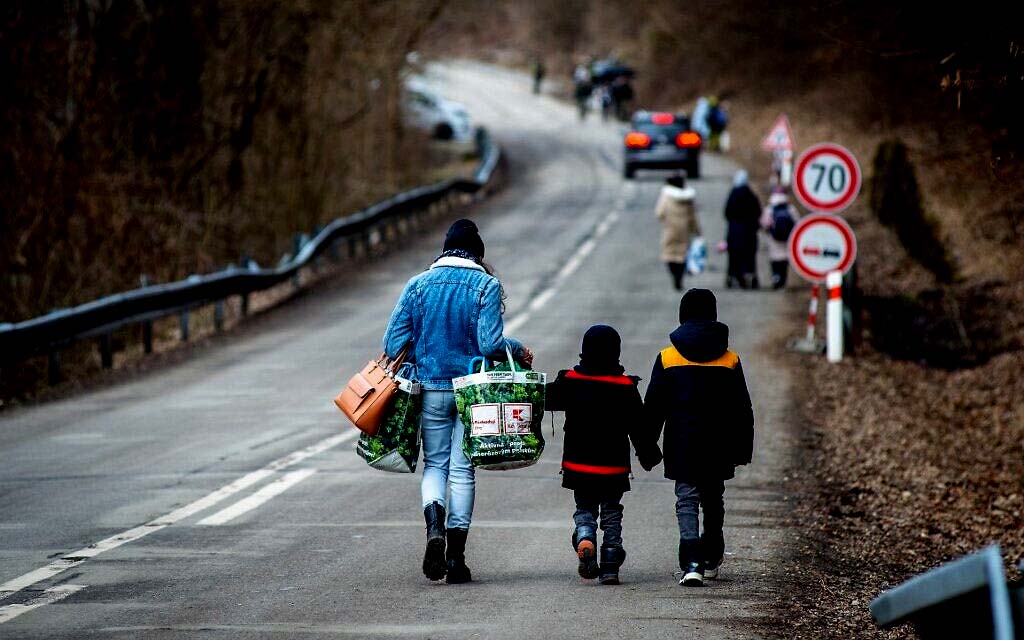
left=562, top=460, right=631, bottom=475
left=564, top=370, right=635, bottom=386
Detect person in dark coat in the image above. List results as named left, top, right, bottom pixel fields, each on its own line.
left=724, top=170, right=762, bottom=289
left=546, top=325, right=661, bottom=585
left=642, top=289, right=754, bottom=587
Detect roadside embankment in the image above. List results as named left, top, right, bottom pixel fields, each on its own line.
left=725, top=64, right=1024, bottom=640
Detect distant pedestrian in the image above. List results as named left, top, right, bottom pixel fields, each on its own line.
left=692, top=97, right=711, bottom=140
left=760, top=190, right=799, bottom=289
left=724, top=170, right=762, bottom=289
left=532, top=57, right=546, bottom=94
left=546, top=325, right=660, bottom=585
left=383, top=219, right=534, bottom=584
left=610, top=76, right=634, bottom=121
left=642, top=289, right=754, bottom=587
left=655, top=174, right=700, bottom=291
left=706, top=97, right=728, bottom=151
left=573, top=64, right=592, bottom=120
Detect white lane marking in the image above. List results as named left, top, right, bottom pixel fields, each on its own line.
left=0, top=430, right=356, bottom=601
left=0, top=584, right=86, bottom=625
left=197, top=468, right=317, bottom=526
left=505, top=208, right=622, bottom=335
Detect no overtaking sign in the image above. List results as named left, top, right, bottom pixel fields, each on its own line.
left=788, top=213, right=857, bottom=283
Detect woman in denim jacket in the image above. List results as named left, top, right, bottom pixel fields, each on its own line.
left=383, top=219, right=533, bottom=584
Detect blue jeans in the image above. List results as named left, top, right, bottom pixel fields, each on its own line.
left=421, top=390, right=475, bottom=529
left=674, top=479, right=725, bottom=565
left=573, top=491, right=624, bottom=550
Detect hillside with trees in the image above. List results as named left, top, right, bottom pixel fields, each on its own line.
left=1, top=1, right=443, bottom=323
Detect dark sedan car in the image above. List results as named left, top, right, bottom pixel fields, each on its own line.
left=622, top=111, right=701, bottom=179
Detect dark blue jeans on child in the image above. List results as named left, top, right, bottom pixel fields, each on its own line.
left=675, top=479, right=725, bottom=568
left=573, top=490, right=624, bottom=551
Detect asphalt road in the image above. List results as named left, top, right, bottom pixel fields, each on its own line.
left=0, top=62, right=796, bottom=639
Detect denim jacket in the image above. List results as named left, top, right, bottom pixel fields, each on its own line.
left=383, top=256, right=524, bottom=390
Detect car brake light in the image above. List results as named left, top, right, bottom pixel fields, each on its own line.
left=651, top=112, right=674, bottom=125
left=625, top=132, right=651, bottom=148
left=676, top=132, right=701, bottom=148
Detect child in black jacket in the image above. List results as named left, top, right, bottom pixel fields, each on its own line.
left=643, top=289, right=754, bottom=587
left=546, top=325, right=662, bottom=585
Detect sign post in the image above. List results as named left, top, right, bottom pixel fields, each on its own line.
left=787, top=212, right=858, bottom=355
left=762, top=114, right=795, bottom=187
left=789, top=141, right=861, bottom=357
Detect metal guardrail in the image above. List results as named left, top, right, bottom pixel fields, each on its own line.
left=870, top=545, right=1021, bottom=639
left=1, top=129, right=501, bottom=381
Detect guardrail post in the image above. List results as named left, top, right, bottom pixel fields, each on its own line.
left=179, top=311, right=189, bottom=342
left=312, top=226, right=326, bottom=270
left=48, top=351, right=61, bottom=385
left=214, top=300, right=225, bottom=332
left=138, top=274, right=154, bottom=354
left=99, top=334, right=113, bottom=369
left=291, top=234, right=303, bottom=287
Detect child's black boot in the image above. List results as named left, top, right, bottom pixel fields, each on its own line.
left=571, top=527, right=599, bottom=579
left=599, top=545, right=626, bottom=585
left=678, top=539, right=704, bottom=587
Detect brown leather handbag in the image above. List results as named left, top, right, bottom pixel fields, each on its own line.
left=334, top=346, right=409, bottom=436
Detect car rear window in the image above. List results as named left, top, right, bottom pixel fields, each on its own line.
left=636, top=123, right=687, bottom=137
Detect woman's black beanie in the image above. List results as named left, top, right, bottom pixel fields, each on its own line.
left=443, top=218, right=485, bottom=259
left=679, top=288, right=717, bottom=323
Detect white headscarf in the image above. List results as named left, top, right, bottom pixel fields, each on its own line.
left=732, top=170, right=748, bottom=188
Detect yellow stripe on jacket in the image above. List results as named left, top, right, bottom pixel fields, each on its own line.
left=660, top=346, right=739, bottom=369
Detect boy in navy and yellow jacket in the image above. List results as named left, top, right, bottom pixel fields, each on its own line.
left=546, top=325, right=661, bottom=585
left=643, top=289, right=754, bottom=587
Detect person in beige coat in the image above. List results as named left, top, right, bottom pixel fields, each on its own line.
left=655, top=174, right=701, bottom=290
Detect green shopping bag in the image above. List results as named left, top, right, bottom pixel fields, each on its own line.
left=453, top=347, right=546, bottom=470
left=355, top=374, right=422, bottom=473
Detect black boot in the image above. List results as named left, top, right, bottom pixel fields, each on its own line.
left=599, top=546, right=626, bottom=585
left=445, top=528, right=472, bottom=584
left=422, top=502, right=446, bottom=581
left=572, top=528, right=599, bottom=579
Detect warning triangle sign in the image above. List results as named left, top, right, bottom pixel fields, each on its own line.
left=762, top=114, right=794, bottom=151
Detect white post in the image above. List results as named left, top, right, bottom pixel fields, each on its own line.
left=806, top=284, right=820, bottom=342
left=826, top=270, right=843, bottom=362
left=780, top=150, right=793, bottom=186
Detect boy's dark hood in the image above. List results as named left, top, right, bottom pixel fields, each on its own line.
left=669, top=320, right=729, bottom=363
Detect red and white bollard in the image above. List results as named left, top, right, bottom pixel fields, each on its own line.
left=826, top=270, right=843, bottom=363
left=805, top=284, right=820, bottom=342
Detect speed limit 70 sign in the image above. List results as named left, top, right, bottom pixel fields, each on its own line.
left=794, top=143, right=861, bottom=213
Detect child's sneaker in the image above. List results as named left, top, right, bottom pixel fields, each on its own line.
left=678, top=539, right=704, bottom=586
left=679, top=561, right=704, bottom=587
left=576, top=539, right=599, bottom=579
left=704, top=558, right=722, bottom=580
